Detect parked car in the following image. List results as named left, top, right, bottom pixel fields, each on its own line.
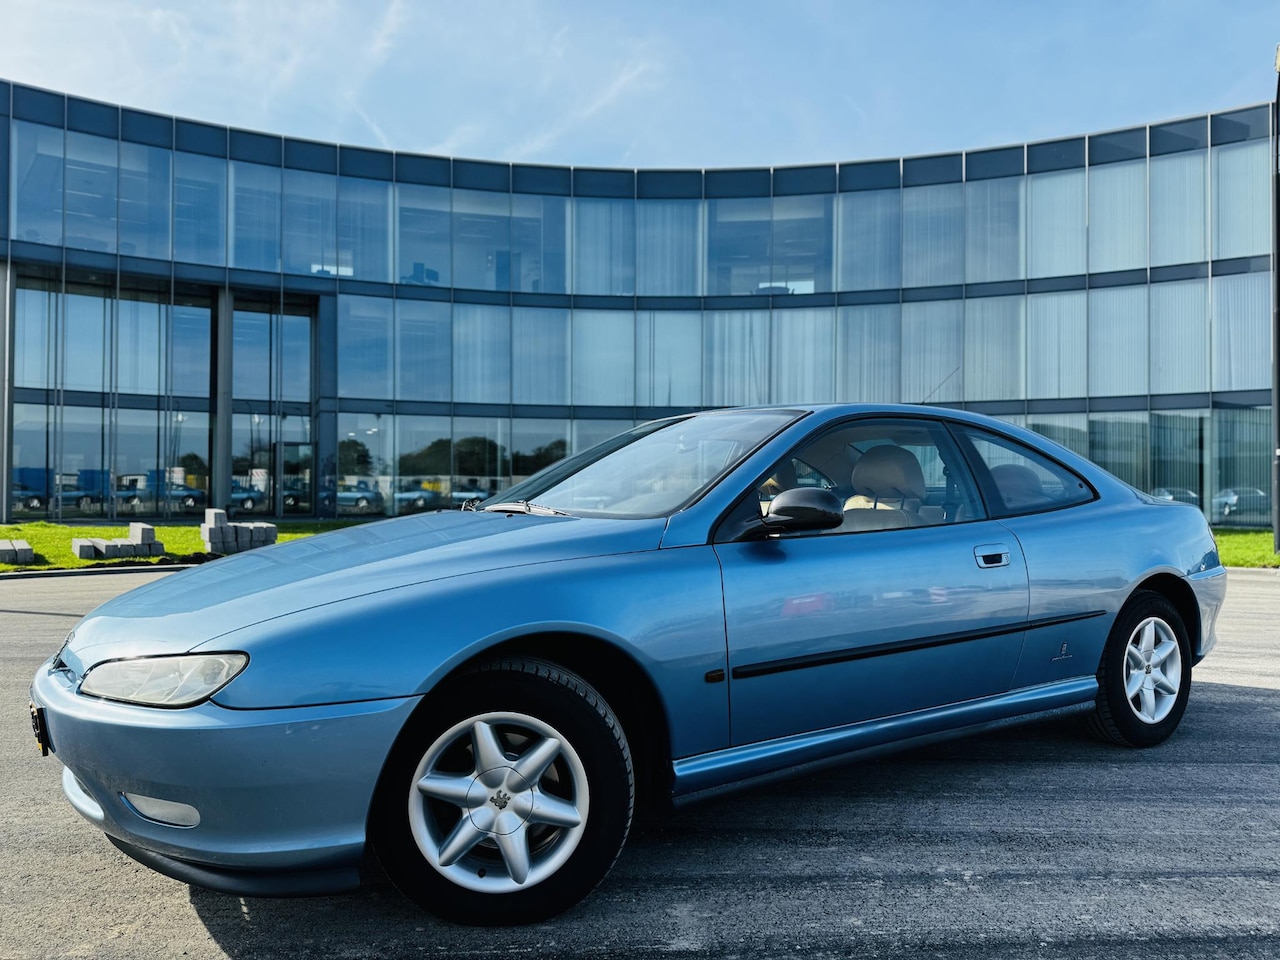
left=11, top=481, right=46, bottom=511
left=1211, top=486, right=1269, bottom=524
left=162, top=484, right=209, bottom=510
left=229, top=482, right=265, bottom=511
left=30, top=405, right=1226, bottom=925
left=394, top=483, right=445, bottom=514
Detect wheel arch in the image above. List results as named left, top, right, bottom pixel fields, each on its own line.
left=1131, top=572, right=1201, bottom=656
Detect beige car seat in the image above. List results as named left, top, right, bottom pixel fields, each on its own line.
left=840, top=446, right=927, bottom=531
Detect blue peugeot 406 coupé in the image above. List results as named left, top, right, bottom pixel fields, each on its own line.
left=30, top=405, right=1225, bottom=924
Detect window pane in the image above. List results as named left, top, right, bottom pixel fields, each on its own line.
left=704, top=309, right=770, bottom=405
left=771, top=307, right=834, bottom=403
left=396, top=183, right=451, bottom=286
left=172, top=301, right=211, bottom=398
left=13, top=282, right=56, bottom=389
left=511, top=418, right=569, bottom=482
left=114, top=408, right=160, bottom=515
left=964, top=296, right=1024, bottom=401
left=900, top=300, right=963, bottom=403
left=1026, top=412, right=1088, bottom=457
left=396, top=299, right=451, bottom=401
left=573, top=310, right=634, bottom=406
left=231, top=413, right=274, bottom=514
left=1026, top=290, right=1087, bottom=399
left=64, top=131, right=117, bottom=253
left=117, top=296, right=165, bottom=395
left=901, top=183, right=963, bottom=287
left=280, top=414, right=312, bottom=515
left=174, top=151, right=226, bottom=266
left=119, top=141, right=171, bottom=260
left=635, top=310, right=702, bottom=407
left=231, top=161, right=281, bottom=272
left=233, top=309, right=272, bottom=400
left=965, top=177, right=1024, bottom=283
left=453, top=189, right=510, bottom=291
left=1212, top=272, right=1269, bottom=391
left=1150, top=410, right=1206, bottom=509
left=60, top=405, right=107, bottom=518
left=335, top=412, right=392, bottom=516
left=1027, top=169, right=1085, bottom=278
left=958, top=425, right=1094, bottom=515
left=572, top=419, right=634, bottom=453
left=573, top=198, right=635, bottom=296
left=1089, top=412, right=1149, bottom=491
left=13, top=403, right=51, bottom=518
left=1212, top=140, right=1270, bottom=259
left=1088, top=286, right=1148, bottom=396
left=836, top=303, right=900, bottom=402
left=1149, top=280, right=1208, bottom=393
left=1211, top=406, right=1271, bottom=527
left=511, top=194, right=568, bottom=294
left=1088, top=159, right=1146, bottom=272
left=772, top=194, right=834, bottom=293
left=395, top=414, right=452, bottom=513
left=337, top=295, right=392, bottom=399
left=706, top=197, right=772, bottom=296
left=512, top=307, right=569, bottom=404
left=1149, top=151, right=1206, bottom=267
left=453, top=303, right=510, bottom=403
left=338, top=176, right=392, bottom=281
left=10, top=121, right=63, bottom=245
left=636, top=199, right=702, bottom=295
left=164, top=410, right=211, bottom=516
left=64, top=289, right=110, bottom=393
left=838, top=189, right=901, bottom=291
left=452, top=416, right=510, bottom=499
left=282, top=169, right=336, bottom=276
left=280, top=313, right=311, bottom=402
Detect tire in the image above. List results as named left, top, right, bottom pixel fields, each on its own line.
left=284, top=495, right=297, bottom=508
left=76, top=496, right=92, bottom=510
left=1089, top=590, right=1192, bottom=748
left=371, top=659, right=634, bottom=925
left=241, top=497, right=255, bottom=511
left=182, top=495, right=197, bottom=508
left=355, top=496, right=370, bottom=512
left=27, top=497, right=43, bottom=511
left=413, top=496, right=427, bottom=510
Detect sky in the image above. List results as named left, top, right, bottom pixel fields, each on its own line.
left=0, top=0, right=1276, bottom=169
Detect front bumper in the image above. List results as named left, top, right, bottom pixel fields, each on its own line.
left=1188, top=566, right=1228, bottom=664
left=31, top=655, right=419, bottom=895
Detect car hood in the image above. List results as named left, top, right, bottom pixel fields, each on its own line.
left=58, top=512, right=668, bottom=673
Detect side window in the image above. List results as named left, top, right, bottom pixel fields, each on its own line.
left=757, top=418, right=986, bottom=533
left=958, top=426, right=1094, bottom=516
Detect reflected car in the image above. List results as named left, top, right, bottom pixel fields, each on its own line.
left=1211, top=487, right=1269, bottom=523
left=229, top=482, right=266, bottom=511
left=394, top=484, right=445, bottom=514
left=11, top=482, right=46, bottom=511
left=162, top=484, right=208, bottom=510
left=30, top=405, right=1226, bottom=926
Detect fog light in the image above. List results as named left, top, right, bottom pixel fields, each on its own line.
left=122, top=792, right=201, bottom=827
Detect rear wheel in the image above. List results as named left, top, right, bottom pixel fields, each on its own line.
left=371, top=659, right=633, bottom=925
left=1090, top=591, right=1191, bottom=747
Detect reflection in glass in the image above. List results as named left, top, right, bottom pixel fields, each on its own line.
left=574, top=198, right=635, bottom=296
left=338, top=176, right=392, bottom=281
left=282, top=168, right=337, bottom=276
left=233, top=309, right=272, bottom=401
left=1211, top=272, right=1269, bottom=391
left=902, top=183, right=963, bottom=287
left=13, top=283, right=57, bottom=389
left=64, top=290, right=111, bottom=393
left=1088, top=286, right=1148, bottom=396
left=279, top=313, right=312, bottom=402
left=572, top=420, right=633, bottom=454
left=280, top=415, right=313, bottom=515
left=453, top=304, right=510, bottom=404
left=636, top=311, right=701, bottom=407
left=511, top=419, right=569, bottom=483
left=396, top=299, right=451, bottom=401
left=12, top=403, right=51, bottom=519
left=637, top=199, right=702, bottom=295
left=64, top=132, right=118, bottom=253
left=771, top=308, right=834, bottom=403
left=451, top=417, right=510, bottom=501
left=114, top=409, right=160, bottom=515
left=1149, top=280, right=1207, bottom=394
left=512, top=307, right=569, bottom=405
left=1026, top=412, right=1088, bottom=457
left=452, top=189, right=510, bottom=290
left=1026, top=291, right=1086, bottom=399
left=335, top=413, right=391, bottom=516
left=900, top=300, right=963, bottom=403
left=964, top=296, right=1024, bottom=401
left=706, top=198, right=772, bottom=296
left=119, top=141, right=172, bottom=260
left=1088, top=160, right=1146, bottom=272
left=230, top=161, right=282, bottom=272
left=162, top=411, right=211, bottom=517
left=231, top=413, right=274, bottom=514
left=395, top=415, right=451, bottom=513
left=1089, top=412, right=1149, bottom=491
left=59, top=405, right=107, bottom=518
left=174, top=151, right=227, bottom=265
left=337, top=295, right=392, bottom=399
left=837, top=304, right=900, bottom=402
left=771, top=195, right=834, bottom=293
left=172, top=302, right=212, bottom=398
left=965, top=178, right=1024, bottom=283
left=1150, top=410, right=1206, bottom=511
left=1211, top=140, right=1270, bottom=260
left=573, top=310, right=634, bottom=406
left=704, top=310, right=769, bottom=406
left=397, top=183, right=451, bottom=286
left=1027, top=169, right=1085, bottom=278
left=511, top=194, right=569, bottom=294
left=1211, top=406, right=1271, bottom=527
left=117, top=296, right=165, bottom=395
left=10, top=121, right=64, bottom=245
left=1149, top=151, right=1206, bottom=267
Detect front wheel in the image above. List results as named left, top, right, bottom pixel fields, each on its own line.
left=371, top=659, right=633, bottom=925
left=1089, top=591, right=1191, bottom=747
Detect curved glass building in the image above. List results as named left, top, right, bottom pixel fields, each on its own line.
left=1, top=80, right=1274, bottom=525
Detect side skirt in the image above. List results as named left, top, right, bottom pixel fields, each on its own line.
left=670, top=677, right=1098, bottom=806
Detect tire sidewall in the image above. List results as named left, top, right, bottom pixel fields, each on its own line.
left=371, top=662, right=633, bottom=925
left=1098, top=592, right=1192, bottom=747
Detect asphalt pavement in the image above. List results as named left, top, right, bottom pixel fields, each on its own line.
left=1, top=567, right=1277, bottom=959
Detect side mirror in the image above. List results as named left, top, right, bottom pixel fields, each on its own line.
left=760, top=487, right=844, bottom=533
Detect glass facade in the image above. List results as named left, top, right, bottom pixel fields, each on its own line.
left=1, top=83, right=1275, bottom=526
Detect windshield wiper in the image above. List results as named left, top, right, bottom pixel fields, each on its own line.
left=481, top=500, right=574, bottom=517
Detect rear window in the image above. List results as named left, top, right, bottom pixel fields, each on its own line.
left=957, top=426, right=1095, bottom=516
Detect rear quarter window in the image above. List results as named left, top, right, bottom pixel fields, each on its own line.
left=957, top=426, right=1095, bottom=516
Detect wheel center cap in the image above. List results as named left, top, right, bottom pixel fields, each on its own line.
left=466, top=767, right=532, bottom=836
left=1145, top=664, right=1152, bottom=675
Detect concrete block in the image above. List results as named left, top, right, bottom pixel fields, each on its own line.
left=129, top=522, right=156, bottom=544
left=250, top=523, right=267, bottom=542
left=235, top=524, right=252, bottom=544
left=204, top=508, right=228, bottom=527
left=0, top=540, right=15, bottom=564
left=13, top=540, right=34, bottom=563
left=114, top=540, right=135, bottom=558
left=149, top=541, right=166, bottom=556
left=89, top=538, right=110, bottom=558
left=199, top=523, right=223, bottom=543
left=72, top=539, right=97, bottom=560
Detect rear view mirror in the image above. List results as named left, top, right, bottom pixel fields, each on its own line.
left=760, top=488, right=844, bottom=533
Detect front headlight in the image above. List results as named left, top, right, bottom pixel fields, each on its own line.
left=79, top=653, right=249, bottom=708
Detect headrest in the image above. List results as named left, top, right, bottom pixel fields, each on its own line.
left=991, top=463, right=1043, bottom=503
left=850, top=446, right=926, bottom=502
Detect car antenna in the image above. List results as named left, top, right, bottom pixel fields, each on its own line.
left=918, top=365, right=961, bottom=404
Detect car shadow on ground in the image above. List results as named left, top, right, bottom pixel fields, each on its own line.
left=188, top=680, right=1280, bottom=959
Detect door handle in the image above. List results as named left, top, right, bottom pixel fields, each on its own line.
left=973, top=543, right=1011, bottom=569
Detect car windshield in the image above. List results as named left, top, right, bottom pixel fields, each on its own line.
left=487, top=409, right=802, bottom=519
